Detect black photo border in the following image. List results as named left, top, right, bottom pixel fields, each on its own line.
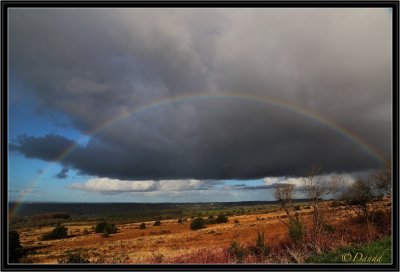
left=1, top=1, right=399, bottom=271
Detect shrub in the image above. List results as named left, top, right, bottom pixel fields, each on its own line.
left=190, top=217, right=205, bottom=230
left=83, top=228, right=90, bottom=235
left=177, top=218, right=183, bottom=224
left=234, top=219, right=240, bottom=224
left=293, top=205, right=301, bottom=211
left=255, top=232, right=268, bottom=256
left=41, top=224, right=68, bottom=240
left=59, top=251, right=90, bottom=263
left=215, top=214, right=228, bottom=224
left=101, top=228, right=110, bottom=237
left=151, top=252, right=164, bottom=263
left=250, top=231, right=269, bottom=257
left=9, top=231, right=24, bottom=263
left=228, top=240, right=247, bottom=263
left=208, top=215, right=215, bottom=220
left=153, top=220, right=161, bottom=226
left=94, top=221, right=108, bottom=233
left=329, top=201, right=343, bottom=207
left=288, top=218, right=304, bottom=244
left=370, top=210, right=390, bottom=230
left=139, top=223, right=146, bottom=229
left=322, top=223, right=335, bottom=233
left=94, top=221, right=117, bottom=235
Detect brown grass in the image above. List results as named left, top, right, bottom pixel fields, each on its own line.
left=17, top=198, right=392, bottom=264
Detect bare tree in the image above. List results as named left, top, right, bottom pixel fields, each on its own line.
left=301, top=165, right=327, bottom=230
left=341, top=178, right=374, bottom=225
left=341, top=162, right=392, bottom=227
left=329, top=175, right=346, bottom=199
left=371, top=160, right=392, bottom=197
left=274, top=183, right=295, bottom=218
left=274, top=183, right=304, bottom=244
left=301, top=165, right=344, bottom=250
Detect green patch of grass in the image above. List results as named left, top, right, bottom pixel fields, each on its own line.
left=307, top=237, right=392, bottom=263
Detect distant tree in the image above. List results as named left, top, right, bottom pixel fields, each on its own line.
left=94, top=221, right=117, bottom=235
left=95, top=221, right=109, bottom=233
left=215, top=214, right=228, bottom=224
left=341, top=162, right=392, bottom=227
left=41, top=224, right=68, bottom=240
left=139, top=223, right=147, bottom=229
left=9, top=231, right=24, bottom=263
left=341, top=178, right=375, bottom=225
left=190, top=217, right=205, bottom=230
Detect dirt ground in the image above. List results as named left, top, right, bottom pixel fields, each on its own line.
left=17, top=199, right=390, bottom=264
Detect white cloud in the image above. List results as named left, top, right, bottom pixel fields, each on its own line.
left=158, top=179, right=206, bottom=191
left=69, top=178, right=156, bottom=193
left=263, top=177, right=284, bottom=186
left=263, top=171, right=368, bottom=188
left=69, top=178, right=214, bottom=194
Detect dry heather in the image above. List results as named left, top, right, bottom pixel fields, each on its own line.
left=17, top=198, right=392, bottom=264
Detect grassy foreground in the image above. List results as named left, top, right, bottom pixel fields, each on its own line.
left=307, top=237, right=392, bottom=263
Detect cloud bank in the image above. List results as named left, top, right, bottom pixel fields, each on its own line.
left=9, top=8, right=391, bottom=182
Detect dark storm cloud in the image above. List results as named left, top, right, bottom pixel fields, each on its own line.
left=55, top=168, right=69, bottom=179
left=9, top=134, right=74, bottom=161
left=9, top=9, right=391, bottom=180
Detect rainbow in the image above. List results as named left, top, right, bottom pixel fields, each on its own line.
left=9, top=92, right=387, bottom=218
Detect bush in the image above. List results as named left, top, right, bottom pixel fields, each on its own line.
left=215, top=214, right=228, bottom=224
left=94, top=221, right=108, bottom=233
left=250, top=231, right=268, bottom=257
left=153, top=220, right=161, bottom=226
left=94, top=221, right=117, bottom=235
left=139, top=223, right=146, bottom=229
left=329, top=201, right=344, bottom=208
left=370, top=210, right=390, bottom=230
left=83, top=228, right=90, bottom=235
left=208, top=215, right=215, bottom=220
left=177, top=218, right=183, bottom=224
left=101, top=228, right=111, bottom=238
left=293, top=205, right=301, bottom=211
left=151, top=252, right=164, bottom=263
left=59, top=251, right=90, bottom=263
left=190, top=217, right=205, bottom=230
left=41, top=224, right=68, bottom=240
left=322, top=223, right=335, bottom=233
left=228, top=240, right=247, bottom=263
left=234, top=219, right=240, bottom=224
left=9, top=231, right=24, bottom=263
left=288, top=218, right=304, bottom=244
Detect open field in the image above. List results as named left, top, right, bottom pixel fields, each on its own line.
left=12, top=198, right=392, bottom=264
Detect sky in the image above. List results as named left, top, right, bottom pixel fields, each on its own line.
left=8, top=8, right=392, bottom=202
